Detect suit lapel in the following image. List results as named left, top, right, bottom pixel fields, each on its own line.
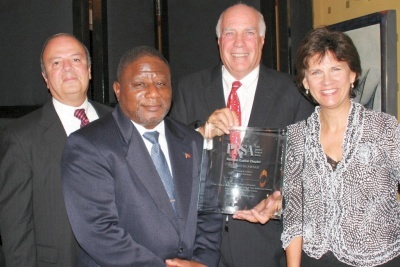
left=39, top=101, right=110, bottom=160
left=39, top=102, right=67, bottom=161
left=205, top=64, right=226, bottom=114
left=114, top=106, right=179, bottom=231
left=164, top=119, right=193, bottom=231
left=248, top=66, right=277, bottom=127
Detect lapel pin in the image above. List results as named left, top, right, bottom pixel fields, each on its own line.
left=185, top=153, right=191, bottom=159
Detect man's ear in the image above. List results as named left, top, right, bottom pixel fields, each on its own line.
left=42, top=72, right=49, bottom=89
left=113, top=82, right=120, bottom=101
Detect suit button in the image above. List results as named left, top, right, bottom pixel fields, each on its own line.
left=178, top=247, right=183, bottom=254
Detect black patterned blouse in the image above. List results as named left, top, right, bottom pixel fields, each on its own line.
left=281, top=101, right=400, bottom=267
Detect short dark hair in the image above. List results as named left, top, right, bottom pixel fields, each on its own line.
left=295, top=26, right=362, bottom=102
left=116, top=46, right=169, bottom=82
left=40, top=33, right=91, bottom=76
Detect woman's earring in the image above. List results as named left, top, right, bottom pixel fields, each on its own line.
left=305, top=89, right=309, bottom=95
left=351, top=83, right=354, bottom=89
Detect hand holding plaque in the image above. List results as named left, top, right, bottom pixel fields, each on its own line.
left=198, top=124, right=286, bottom=219
left=233, top=191, right=282, bottom=223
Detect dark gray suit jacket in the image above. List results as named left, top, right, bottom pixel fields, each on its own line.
left=61, top=105, right=222, bottom=267
left=0, top=100, right=111, bottom=266
left=169, top=63, right=314, bottom=267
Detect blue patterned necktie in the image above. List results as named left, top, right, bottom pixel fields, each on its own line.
left=143, top=131, right=177, bottom=214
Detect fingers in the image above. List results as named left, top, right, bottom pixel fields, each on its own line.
left=263, top=191, right=282, bottom=210
left=165, top=259, right=181, bottom=267
left=203, top=108, right=239, bottom=138
left=165, top=259, right=206, bottom=267
left=233, top=208, right=272, bottom=224
left=233, top=193, right=283, bottom=224
left=232, top=210, right=258, bottom=222
left=251, top=209, right=272, bottom=224
left=271, top=190, right=282, bottom=201
left=202, top=122, right=224, bottom=139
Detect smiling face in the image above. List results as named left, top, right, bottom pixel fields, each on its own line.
left=218, top=5, right=265, bottom=80
left=303, top=51, right=356, bottom=111
left=41, top=35, right=91, bottom=106
left=113, top=55, right=171, bottom=129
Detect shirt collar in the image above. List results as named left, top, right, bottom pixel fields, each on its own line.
left=222, top=65, right=260, bottom=88
left=131, top=120, right=166, bottom=137
left=52, top=97, right=89, bottom=113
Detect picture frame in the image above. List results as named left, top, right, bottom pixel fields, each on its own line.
left=328, top=10, right=398, bottom=118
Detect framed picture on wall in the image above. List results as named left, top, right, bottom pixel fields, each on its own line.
left=328, top=10, right=398, bottom=118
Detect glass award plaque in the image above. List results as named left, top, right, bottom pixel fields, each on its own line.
left=198, top=126, right=286, bottom=219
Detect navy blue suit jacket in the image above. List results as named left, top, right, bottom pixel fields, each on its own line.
left=61, top=104, right=222, bottom=267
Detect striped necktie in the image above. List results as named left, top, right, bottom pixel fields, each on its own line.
left=74, top=108, right=90, bottom=128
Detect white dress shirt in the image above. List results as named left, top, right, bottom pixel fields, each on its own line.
left=53, top=98, right=99, bottom=136
left=222, top=65, right=259, bottom=128
left=204, top=66, right=260, bottom=150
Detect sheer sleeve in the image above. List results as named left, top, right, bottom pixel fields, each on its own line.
left=281, top=122, right=306, bottom=249
left=381, top=114, right=400, bottom=183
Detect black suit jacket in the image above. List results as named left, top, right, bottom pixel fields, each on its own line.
left=0, top=100, right=111, bottom=266
left=169, top=64, right=314, bottom=267
left=61, top=105, right=222, bottom=267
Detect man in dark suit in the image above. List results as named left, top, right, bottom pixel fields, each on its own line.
left=0, top=33, right=111, bottom=266
left=169, top=3, right=314, bottom=267
left=61, top=46, right=222, bottom=266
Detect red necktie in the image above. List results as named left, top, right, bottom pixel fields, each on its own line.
left=227, top=81, right=242, bottom=159
left=74, top=108, right=90, bottom=128
left=227, top=81, right=242, bottom=125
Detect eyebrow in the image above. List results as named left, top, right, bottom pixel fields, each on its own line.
left=244, top=27, right=257, bottom=31
left=222, top=28, right=235, bottom=32
left=222, top=27, right=257, bottom=32
left=49, top=53, right=84, bottom=60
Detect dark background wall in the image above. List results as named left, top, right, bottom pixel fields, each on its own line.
left=99, top=0, right=156, bottom=104
left=167, top=0, right=232, bottom=88
left=0, top=0, right=74, bottom=107
left=0, top=0, right=312, bottom=124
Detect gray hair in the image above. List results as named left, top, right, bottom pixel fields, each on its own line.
left=40, top=33, right=91, bottom=77
left=215, top=3, right=266, bottom=38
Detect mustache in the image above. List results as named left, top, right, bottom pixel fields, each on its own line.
left=142, top=98, right=170, bottom=106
